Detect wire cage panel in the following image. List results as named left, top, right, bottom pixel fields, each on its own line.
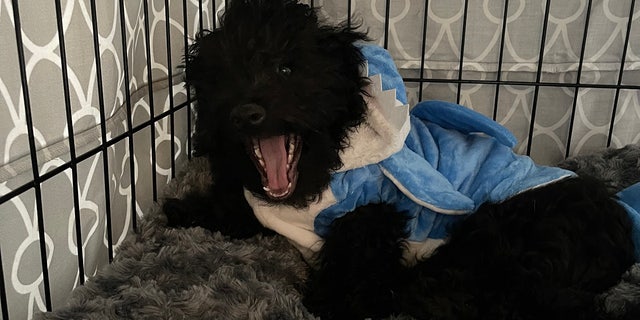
left=0, top=0, right=214, bottom=318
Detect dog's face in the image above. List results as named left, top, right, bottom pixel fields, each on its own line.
left=186, top=0, right=368, bottom=206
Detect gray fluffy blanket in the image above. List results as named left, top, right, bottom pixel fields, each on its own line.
left=38, top=145, right=640, bottom=320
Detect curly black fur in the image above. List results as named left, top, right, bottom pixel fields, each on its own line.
left=303, top=203, right=409, bottom=319
left=163, top=1, right=638, bottom=319
left=397, top=176, right=635, bottom=320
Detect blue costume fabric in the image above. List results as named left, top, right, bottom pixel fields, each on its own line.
left=316, top=100, right=575, bottom=241
left=617, top=182, right=640, bottom=259
left=246, top=43, right=640, bottom=260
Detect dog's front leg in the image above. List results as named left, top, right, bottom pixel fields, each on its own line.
left=303, top=203, right=409, bottom=319
left=163, top=183, right=271, bottom=239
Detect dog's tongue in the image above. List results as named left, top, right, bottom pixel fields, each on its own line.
left=258, top=136, right=289, bottom=192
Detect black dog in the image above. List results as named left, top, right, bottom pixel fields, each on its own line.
left=164, top=1, right=639, bottom=319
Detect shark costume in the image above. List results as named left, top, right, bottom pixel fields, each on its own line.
left=245, top=44, right=640, bottom=262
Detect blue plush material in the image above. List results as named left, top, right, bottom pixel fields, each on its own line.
left=315, top=101, right=576, bottom=241
left=617, top=182, right=640, bottom=259
left=315, top=43, right=576, bottom=243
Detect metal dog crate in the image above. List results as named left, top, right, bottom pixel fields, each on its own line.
left=1, top=1, right=638, bottom=319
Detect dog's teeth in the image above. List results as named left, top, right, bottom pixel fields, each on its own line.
left=288, top=135, right=296, bottom=151
left=263, top=186, right=271, bottom=192
left=254, top=147, right=262, bottom=159
left=259, top=159, right=265, bottom=167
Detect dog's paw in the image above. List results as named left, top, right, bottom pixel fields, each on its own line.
left=303, top=203, right=408, bottom=319
left=162, top=190, right=221, bottom=229
left=162, top=197, right=199, bottom=228
left=162, top=190, right=272, bottom=239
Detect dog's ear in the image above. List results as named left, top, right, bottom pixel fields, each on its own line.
left=183, top=30, right=221, bottom=157
left=315, top=24, right=371, bottom=143
left=316, top=23, right=369, bottom=77
left=183, top=30, right=216, bottom=87
left=317, top=24, right=368, bottom=53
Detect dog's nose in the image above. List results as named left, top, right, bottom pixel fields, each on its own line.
left=230, top=103, right=266, bottom=128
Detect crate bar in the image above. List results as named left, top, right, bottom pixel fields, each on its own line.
left=183, top=0, right=193, bottom=159
left=164, top=0, right=177, bottom=178
left=118, top=0, right=139, bottom=232
left=0, top=247, right=8, bottom=319
left=213, top=0, right=220, bottom=29
left=87, top=0, right=114, bottom=261
left=347, top=0, right=352, bottom=27
left=565, top=0, right=594, bottom=158
left=492, top=0, right=510, bottom=121
left=456, top=0, right=469, bottom=104
left=199, top=0, right=204, bottom=32
left=383, top=0, right=391, bottom=49
left=525, top=0, right=553, bottom=156
left=417, top=0, right=429, bottom=101
left=142, top=0, right=159, bottom=202
left=54, top=0, right=86, bottom=283
left=10, top=0, right=53, bottom=311
left=607, top=0, right=636, bottom=147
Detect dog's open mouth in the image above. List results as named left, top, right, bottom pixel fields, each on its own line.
left=248, top=134, right=302, bottom=200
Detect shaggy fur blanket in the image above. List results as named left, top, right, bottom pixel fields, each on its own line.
left=38, top=145, right=640, bottom=320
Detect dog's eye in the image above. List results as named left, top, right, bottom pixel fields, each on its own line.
left=277, top=65, right=292, bottom=77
